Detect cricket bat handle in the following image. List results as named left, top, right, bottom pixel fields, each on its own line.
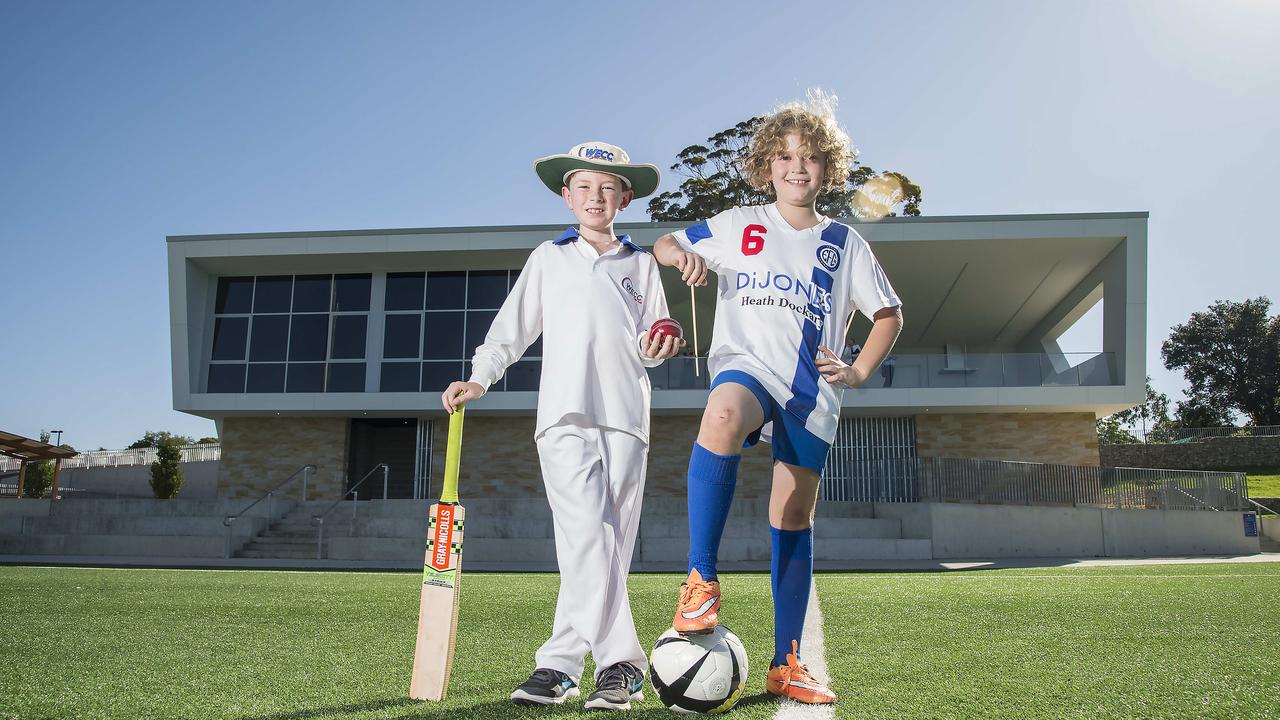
left=442, top=404, right=464, bottom=504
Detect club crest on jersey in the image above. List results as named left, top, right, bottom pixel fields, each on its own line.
left=817, top=246, right=841, bottom=271
left=621, top=277, right=643, bottom=303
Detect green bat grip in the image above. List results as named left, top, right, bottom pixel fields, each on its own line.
left=441, top=404, right=464, bottom=504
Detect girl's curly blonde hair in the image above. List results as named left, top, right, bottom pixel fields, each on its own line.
left=743, top=89, right=856, bottom=194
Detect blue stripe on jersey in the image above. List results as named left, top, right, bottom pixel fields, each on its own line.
left=785, top=266, right=835, bottom=422
left=685, top=221, right=713, bottom=244
left=819, top=221, right=849, bottom=249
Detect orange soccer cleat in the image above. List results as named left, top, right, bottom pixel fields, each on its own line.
left=766, top=640, right=837, bottom=705
left=672, top=567, right=721, bottom=635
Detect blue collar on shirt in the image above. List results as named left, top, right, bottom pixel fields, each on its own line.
left=554, top=227, right=647, bottom=253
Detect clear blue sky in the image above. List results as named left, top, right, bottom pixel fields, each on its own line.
left=1, top=0, right=1276, bottom=449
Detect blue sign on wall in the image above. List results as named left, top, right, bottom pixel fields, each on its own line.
left=1244, top=513, right=1258, bottom=537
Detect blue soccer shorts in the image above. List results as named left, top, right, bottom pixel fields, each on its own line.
left=709, top=369, right=830, bottom=475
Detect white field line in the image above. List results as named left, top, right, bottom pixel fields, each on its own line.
left=773, top=579, right=834, bottom=720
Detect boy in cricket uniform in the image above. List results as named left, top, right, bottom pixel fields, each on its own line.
left=442, top=141, right=680, bottom=711
left=652, top=94, right=904, bottom=704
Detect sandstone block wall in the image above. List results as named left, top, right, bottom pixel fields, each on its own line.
left=915, top=412, right=1100, bottom=467
left=217, top=417, right=348, bottom=500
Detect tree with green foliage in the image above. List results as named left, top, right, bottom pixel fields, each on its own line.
left=647, top=116, right=922, bottom=221
left=149, top=438, right=184, bottom=499
left=1097, top=377, right=1170, bottom=443
left=1161, top=297, right=1280, bottom=427
left=195, top=437, right=219, bottom=445
left=128, top=431, right=195, bottom=450
left=1095, top=415, right=1139, bottom=444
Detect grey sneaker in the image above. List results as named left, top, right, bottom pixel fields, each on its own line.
left=511, top=667, right=579, bottom=706
left=585, top=662, right=645, bottom=710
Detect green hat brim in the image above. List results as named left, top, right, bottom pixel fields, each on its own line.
left=533, top=155, right=661, bottom=198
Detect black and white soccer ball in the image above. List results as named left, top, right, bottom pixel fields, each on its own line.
left=649, top=625, right=748, bottom=714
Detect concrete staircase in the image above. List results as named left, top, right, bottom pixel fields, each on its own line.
left=235, top=502, right=345, bottom=559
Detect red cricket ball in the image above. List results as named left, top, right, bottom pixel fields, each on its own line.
left=649, top=317, right=683, bottom=344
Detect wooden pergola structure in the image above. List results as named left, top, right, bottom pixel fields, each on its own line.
left=0, top=430, right=79, bottom=500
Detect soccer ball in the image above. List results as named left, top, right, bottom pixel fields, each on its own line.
left=649, top=625, right=748, bottom=714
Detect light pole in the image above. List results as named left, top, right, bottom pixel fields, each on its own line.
left=50, top=430, right=63, bottom=447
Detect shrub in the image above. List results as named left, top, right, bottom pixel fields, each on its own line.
left=21, top=460, right=54, bottom=498
left=149, top=439, right=185, bottom=499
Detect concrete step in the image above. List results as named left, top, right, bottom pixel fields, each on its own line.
left=249, top=535, right=318, bottom=545
left=0, top=532, right=225, bottom=558
left=638, top=515, right=901, bottom=540
left=236, top=548, right=318, bottom=559
left=45, top=498, right=296, bottom=519
left=323, top=536, right=561, bottom=563
left=23, top=515, right=266, bottom=537
left=639, top=536, right=931, bottom=562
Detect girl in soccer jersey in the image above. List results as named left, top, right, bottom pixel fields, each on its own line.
left=652, top=94, right=904, bottom=705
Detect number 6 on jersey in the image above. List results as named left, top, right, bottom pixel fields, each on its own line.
left=409, top=405, right=467, bottom=701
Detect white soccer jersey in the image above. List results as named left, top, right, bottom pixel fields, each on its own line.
left=671, top=204, right=900, bottom=444
left=469, top=228, right=670, bottom=443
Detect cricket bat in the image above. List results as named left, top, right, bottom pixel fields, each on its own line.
left=409, top=404, right=466, bottom=701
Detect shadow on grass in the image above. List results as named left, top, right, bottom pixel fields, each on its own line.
left=233, top=692, right=778, bottom=719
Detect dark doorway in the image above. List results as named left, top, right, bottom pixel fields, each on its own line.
left=347, top=418, right=417, bottom=499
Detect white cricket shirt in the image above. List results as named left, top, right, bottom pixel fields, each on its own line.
left=469, top=228, right=671, bottom=443
left=671, top=204, right=900, bottom=444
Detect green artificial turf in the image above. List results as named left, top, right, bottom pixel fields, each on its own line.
left=1, top=565, right=1278, bottom=719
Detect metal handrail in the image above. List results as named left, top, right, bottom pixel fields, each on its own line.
left=222, top=464, right=315, bottom=558
left=1248, top=497, right=1280, bottom=517
left=312, top=464, right=389, bottom=559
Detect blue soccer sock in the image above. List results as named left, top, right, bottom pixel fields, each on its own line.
left=770, top=525, right=813, bottom=667
left=686, top=443, right=740, bottom=581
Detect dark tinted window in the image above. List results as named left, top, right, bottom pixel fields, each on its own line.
left=468, top=270, right=508, bottom=309
left=506, top=360, right=541, bottom=391
left=465, top=311, right=498, bottom=355
left=207, top=364, right=246, bottom=393
left=380, top=362, right=420, bottom=392
left=246, top=363, right=286, bottom=393
left=253, top=276, right=292, bottom=313
left=385, top=272, right=426, bottom=311
left=333, top=274, right=372, bottom=311
left=383, top=314, right=422, bottom=359
left=423, top=311, right=464, bottom=359
left=215, top=277, right=253, bottom=314
left=286, top=363, right=325, bottom=392
left=211, top=317, right=249, bottom=361
left=331, top=315, right=368, bottom=359
left=292, top=275, right=332, bottom=312
left=525, top=335, right=543, bottom=358
left=327, top=362, right=366, bottom=392
left=426, top=271, right=466, bottom=310
left=289, top=314, right=329, bottom=361
left=421, top=361, right=465, bottom=393
left=249, top=315, right=289, bottom=361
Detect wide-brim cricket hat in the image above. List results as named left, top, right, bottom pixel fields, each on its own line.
left=533, top=141, right=661, bottom=198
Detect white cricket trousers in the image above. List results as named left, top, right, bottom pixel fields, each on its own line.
left=533, top=421, right=648, bottom=681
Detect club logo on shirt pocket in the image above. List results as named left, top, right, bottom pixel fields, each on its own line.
left=817, top=246, right=841, bottom=271
left=621, top=277, right=644, bottom=304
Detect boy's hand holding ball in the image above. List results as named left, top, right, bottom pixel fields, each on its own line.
left=643, top=318, right=685, bottom=360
